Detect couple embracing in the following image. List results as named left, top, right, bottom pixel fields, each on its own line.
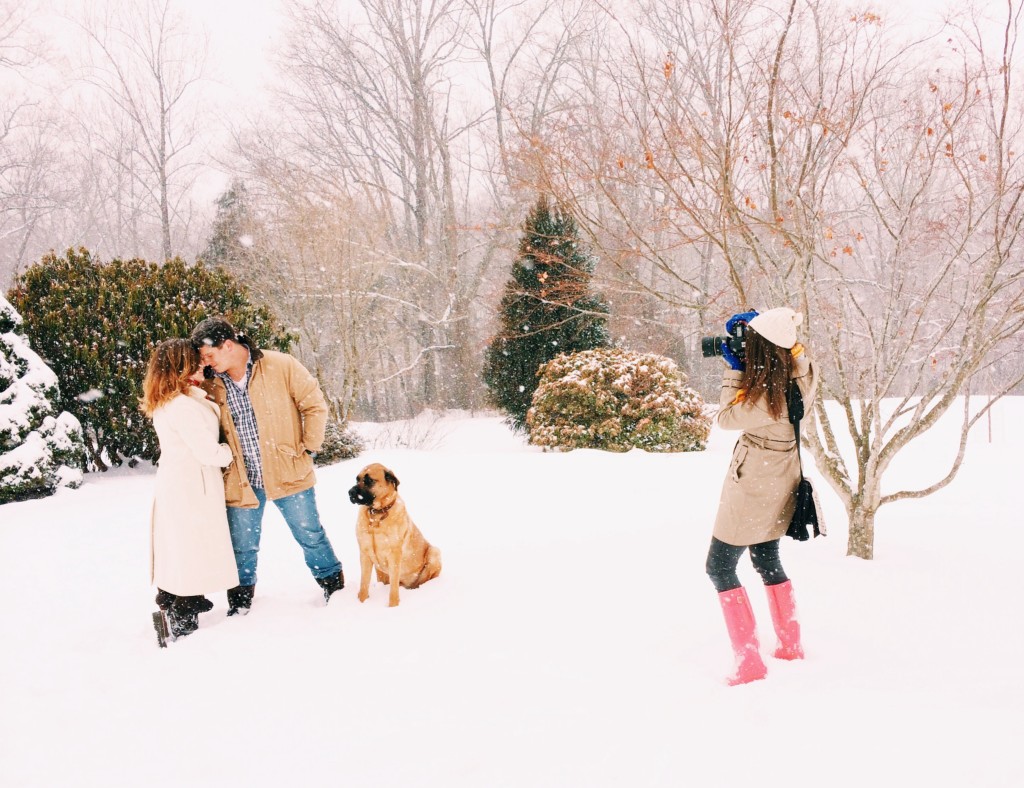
left=141, top=317, right=344, bottom=643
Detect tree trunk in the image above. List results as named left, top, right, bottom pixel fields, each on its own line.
left=84, top=428, right=108, bottom=472
left=846, top=506, right=876, bottom=560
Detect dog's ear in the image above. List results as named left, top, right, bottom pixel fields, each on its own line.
left=384, top=469, right=400, bottom=489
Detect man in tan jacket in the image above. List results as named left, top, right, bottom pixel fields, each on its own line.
left=191, top=317, right=344, bottom=614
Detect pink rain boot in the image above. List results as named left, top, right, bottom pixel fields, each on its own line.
left=717, top=587, right=768, bottom=686
left=765, top=580, right=804, bottom=660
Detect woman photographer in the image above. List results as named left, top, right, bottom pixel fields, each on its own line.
left=706, top=307, right=817, bottom=685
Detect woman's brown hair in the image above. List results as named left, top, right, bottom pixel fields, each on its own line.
left=140, top=339, right=200, bottom=417
left=739, top=328, right=793, bottom=420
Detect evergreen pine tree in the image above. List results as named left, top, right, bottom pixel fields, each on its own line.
left=1, top=294, right=86, bottom=503
left=483, top=196, right=610, bottom=429
left=203, top=180, right=261, bottom=269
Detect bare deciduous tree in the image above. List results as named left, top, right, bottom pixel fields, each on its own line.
left=524, top=0, right=1024, bottom=559
left=220, top=128, right=395, bottom=422
left=277, top=0, right=482, bottom=410
left=73, top=0, right=208, bottom=262
left=0, top=1, right=68, bottom=286
left=803, top=6, right=1024, bottom=558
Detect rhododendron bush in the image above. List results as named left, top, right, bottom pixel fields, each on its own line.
left=527, top=348, right=710, bottom=453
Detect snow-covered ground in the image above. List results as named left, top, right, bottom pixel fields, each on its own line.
left=2, top=401, right=1022, bottom=787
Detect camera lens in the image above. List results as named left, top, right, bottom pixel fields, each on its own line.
left=701, top=336, right=724, bottom=357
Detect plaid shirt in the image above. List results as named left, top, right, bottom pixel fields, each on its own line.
left=217, top=355, right=264, bottom=490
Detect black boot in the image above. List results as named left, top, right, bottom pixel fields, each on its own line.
left=155, top=588, right=176, bottom=611
left=152, top=610, right=169, bottom=648
left=157, top=590, right=211, bottom=612
left=316, top=571, right=345, bottom=604
left=227, top=584, right=255, bottom=616
left=167, top=596, right=203, bottom=639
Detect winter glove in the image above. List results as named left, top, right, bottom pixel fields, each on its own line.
left=722, top=310, right=758, bottom=372
left=721, top=342, right=745, bottom=372
left=725, top=310, right=759, bottom=335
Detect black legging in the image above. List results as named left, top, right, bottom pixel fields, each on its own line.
left=705, top=537, right=788, bottom=593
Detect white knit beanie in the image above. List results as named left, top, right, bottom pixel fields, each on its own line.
left=748, top=307, right=803, bottom=349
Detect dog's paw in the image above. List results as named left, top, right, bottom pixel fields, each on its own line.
left=357, top=591, right=369, bottom=603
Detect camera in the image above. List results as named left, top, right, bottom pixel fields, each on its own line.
left=701, top=322, right=747, bottom=359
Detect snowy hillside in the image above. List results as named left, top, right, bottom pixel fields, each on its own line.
left=1, top=402, right=1021, bottom=787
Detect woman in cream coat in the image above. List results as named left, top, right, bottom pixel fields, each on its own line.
left=141, top=339, right=238, bottom=641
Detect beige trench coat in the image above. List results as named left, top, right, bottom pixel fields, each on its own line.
left=202, top=350, right=328, bottom=508
left=711, top=356, right=818, bottom=546
left=150, top=388, right=239, bottom=595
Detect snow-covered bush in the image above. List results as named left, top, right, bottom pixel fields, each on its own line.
left=527, top=348, right=711, bottom=453
left=1, top=296, right=86, bottom=504
left=312, top=419, right=364, bottom=466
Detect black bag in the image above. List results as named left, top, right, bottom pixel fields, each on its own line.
left=786, top=380, right=825, bottom=541
left=787, top=478, right=820, bottom=541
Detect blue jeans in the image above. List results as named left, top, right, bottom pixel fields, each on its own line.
left=227, top=487, right=341, bottom=586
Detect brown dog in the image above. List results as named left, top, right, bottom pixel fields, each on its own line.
left=348, top=463, right=442, bottom=607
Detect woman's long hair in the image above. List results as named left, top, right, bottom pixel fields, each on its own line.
left=739, top=328, right=793, bottom=420
left=140, top=339, right=200, bottom=417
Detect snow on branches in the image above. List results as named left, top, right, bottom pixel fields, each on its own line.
left=1, top=296, right=85, bottom=504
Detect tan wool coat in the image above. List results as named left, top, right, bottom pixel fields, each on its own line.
left=711, top=355, right=818, bottom=546
left=150, top=388, right=239, bottom=595
left=202, top=350, right=328, bottom=507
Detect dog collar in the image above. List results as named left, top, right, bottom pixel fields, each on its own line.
left=368, top=501, right=394, bottom=521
